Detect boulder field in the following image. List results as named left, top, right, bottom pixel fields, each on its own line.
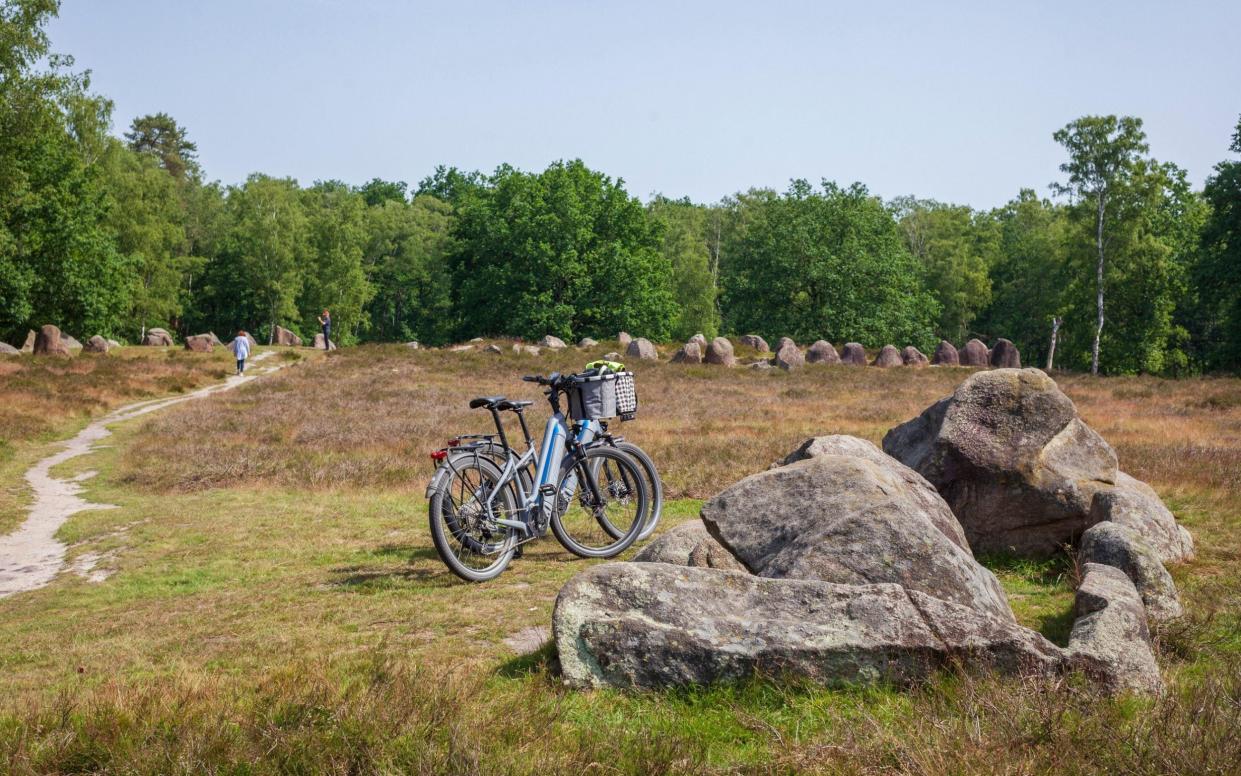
left=554, top=369, right=1191, bottom=696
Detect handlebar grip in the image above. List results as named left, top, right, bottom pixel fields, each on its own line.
left=521, top=375, right=542, bottom=383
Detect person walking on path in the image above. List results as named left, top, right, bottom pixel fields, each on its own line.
left=317, top=309, right=332, bottom=350
left=230, top=330, right=251, bottom=375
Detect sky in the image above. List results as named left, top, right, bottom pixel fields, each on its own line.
left=48, top=0, right=1241, bottom=209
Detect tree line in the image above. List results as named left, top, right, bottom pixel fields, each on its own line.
left=2, top=1, right=1239, bottom=373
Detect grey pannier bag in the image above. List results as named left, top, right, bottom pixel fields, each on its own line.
left=568, top=368, right=638, bottom=421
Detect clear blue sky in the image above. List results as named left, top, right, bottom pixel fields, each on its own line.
left=49, top=0, right=1241, bottom=208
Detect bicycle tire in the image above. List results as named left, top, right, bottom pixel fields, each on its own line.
left=428, top=454, right=518, bottom=582
left=550, top=446, right=647, bottom=558
left=608, top=441, right=662, bottom=541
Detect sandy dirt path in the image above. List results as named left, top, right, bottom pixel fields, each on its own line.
left=0, top=351, right=289, bottom=599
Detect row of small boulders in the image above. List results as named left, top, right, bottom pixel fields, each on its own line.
left=553, top=368, right=1188, bottom=695
left=664, top=335, right=1021, bottom=371
left=931, top=338, right=1021, bottom=368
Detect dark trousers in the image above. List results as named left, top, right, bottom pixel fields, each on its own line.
left=322, top=326, right=331, bottom=349
left=236, top=358, right=245, bottom=373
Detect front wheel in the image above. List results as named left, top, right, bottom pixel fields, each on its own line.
left=550, top=447, right=647, bottom=558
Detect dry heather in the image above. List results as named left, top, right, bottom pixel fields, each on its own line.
left=0, top=348, right=232, bottom=445
left=121, top=342, right=1241, bottom=501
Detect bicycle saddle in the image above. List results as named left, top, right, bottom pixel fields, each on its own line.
left=468, top=395, right=505, bottom=409
left=496, top=399, right=533, bottom=411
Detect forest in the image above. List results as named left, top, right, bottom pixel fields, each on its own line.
left=2, top=1, right=1239, bottom=374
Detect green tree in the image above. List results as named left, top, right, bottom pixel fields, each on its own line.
left=975, top=190, right=1069, bottom=367
left=124, top=112, right=199, bottom=181
left=1196, top=115, right=1241, bottom=371
left=1052, top=115, right=1150, bottom=374
left=356, top=178, right=407, bottom=207
left=298, top=180, right=372, bottom=344
left=720, top=181, right=939, bottom=348
left=892, top=197, right=998, bottom=342
left=362, top=194, right=456, bottom=344
left=648, top=196, right=718, bottom=340
left=197, top=175, right=307, bottom=342
left=449, top=160, right=675, bottom=341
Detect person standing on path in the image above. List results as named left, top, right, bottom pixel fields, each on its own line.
left=317, top=309, right=332, bottom=350
left=230, top=330, right=251, bottom=375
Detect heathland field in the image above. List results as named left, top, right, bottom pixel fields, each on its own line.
left=1, top=342, right=1239, bottom=774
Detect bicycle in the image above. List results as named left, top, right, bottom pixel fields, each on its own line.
left=426, top=372, right=648, bottom=582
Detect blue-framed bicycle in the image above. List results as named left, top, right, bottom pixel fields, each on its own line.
left=426, top=371, right=648, bottom=581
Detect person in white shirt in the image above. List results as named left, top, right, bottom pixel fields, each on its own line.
left=229, top=330, right=251, bottom=375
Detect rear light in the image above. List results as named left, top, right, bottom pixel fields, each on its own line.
left=430, top=450, right=448, bottom=462
left=447, top=438, right=460, bottom=447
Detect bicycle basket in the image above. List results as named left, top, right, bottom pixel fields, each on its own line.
left=567, top=369, right=638, bottom=421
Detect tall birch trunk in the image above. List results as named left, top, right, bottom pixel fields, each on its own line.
left=1091, top=194, right=1106, bottom=375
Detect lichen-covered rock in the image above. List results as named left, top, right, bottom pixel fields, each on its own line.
left=776, top=337, right=796, bottom=351
left=990, top=338, right=1021, bottom=368
left=1079, top=522, right=1182, bottom=621
left=739, top=334, right=769, bottom=353
left=631, top=521, right=746, bottom=572
left=577, top=337, right=598, bottom=348
left=626, top=337, right=657, bottom=360
left=33, top=325, right=71, bottom=357
left=774, top=343, right=804, bottom=370
left=872, top=345, right=902, bottom=367
left=538, top=335, right=567, bottom=350
left=902, top=346, right=929, bottom=367
left=184, top=334, right=214, bottom=352
left=83, top=335, right=110, bottom=354
left=960, top=338, right=990, bottom=366
left=806, top=340, right=839, bottom=364
left=142, top=328, right=175, bottom=346
left=1090, top=472, right=1194, bottom=564
left=1067, top=563, right=1163, bottom=695
left=670, top=342, right=703, bottom=364
left=0, top=342, right=19, bottom=355
left=700, top=451, right=1014, bottom=621
left=841, top=343, right=867, bottom=365
left=932, top=341, right=960, bottom=366
left=312, top=333, right=337, bottom=350
left=704, top=337, right=736, bottom=367
left=688, top=333, right=708, bottom=349
left=553, top=563, right=1063, bottom=690
left=272, top=326, right=301, bottom=347
left=883, top=368, right=1119, bottom=556
left=778, top=435, right=972, bottom=554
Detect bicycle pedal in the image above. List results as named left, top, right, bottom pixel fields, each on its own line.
left=538, top=484, right=556, bottom=497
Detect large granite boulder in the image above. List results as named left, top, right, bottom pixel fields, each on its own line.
left=617, top=332, right=632, bottom=349
left=739, top=334, right=769, bottom=353
left=61, top=334, right=82, bottom=351
left=143, top=328, right=174, bottom=346
left=0, top=342, right=18, bottom=355
left=872, top=345, right=902, bottom=367
left=841, top=343, right=867, bottom=365
left=554, top=563, right=1063, bottom=690
left=626, top=337, right=658, bottom=360
left=902, top=346, right=929, bottom=367
left=21, top=330, right=36, bottom=353
left=1078, top=522, right=1181, bottom=622
left=82, top=335, right=109, bottom=354
left=806, top=340, right=839, bottom=364
left=883, top=369, right=1121, bottom=557
left=1090, top=472, right=1193, bottom=564
left=670, top=341, right=703, bottom=364
left=33, top=324, right=71, bottom=357
left=774, top=342, right=804, bottom=370
left=632, top=521, right=746, bottom=572
left=932, top=340, right=960, bottom=366
left=312, top=333, right=337, bottom=350
left=272, top=326, right=301, bottom=346
left=960, top=338, right=990, bottom=366
left=704, top=337, right=736, bottom=366
left=577, top=337, right=598, bottom=349
left=1066, top=563, right=1163, bottom=695
left=775, top=337, right=795, bottom=351
left=700, top=448, right=1014, bottom=621
left=990, top=338, right=1021, bottom=368
left=184, top=334, right=214, bottom=353
left=537, top=335, right=567, bottom=350
left=688, top=333, right=708, bottom=349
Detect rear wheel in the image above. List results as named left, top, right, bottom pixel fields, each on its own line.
left=550, top=447, right=647, bottom=558
left=609, top=441, right=662, bottom=541
left=428, top=455, right=518, bottom=581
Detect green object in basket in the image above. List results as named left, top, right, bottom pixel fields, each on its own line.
left=585, top=359, right=625, bottom=373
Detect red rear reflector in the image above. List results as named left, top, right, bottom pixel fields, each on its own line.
left=430, top=450, right=448, bottom=461
left=447, top=438, right=460, bottom=447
